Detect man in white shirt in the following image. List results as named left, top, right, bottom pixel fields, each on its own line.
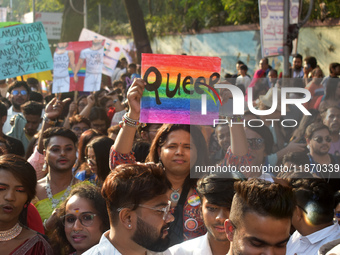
left=3, top=81, right=30, bottom=134
left=167, top=175, right=237, bottom=255
left=84, top=163, right=174, bottom=255
left=225, top=179, right=294, bottom=255
left=287, top=178, right=340, bottom=255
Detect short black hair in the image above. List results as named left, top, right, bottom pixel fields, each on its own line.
left=43, top=127, right=78, bottom=149
left=329, top=62, right=340, bottom=74
left=197, top=175, right=238, bottom=208
left=230, top=179, right=295, bottom=228
left=21, top=101, right=43, bottom=116
left=240, top=64, right=248, bottom=71
left=29, top=91, right=43, bottom=103
left=291, top=178, right=334, bottom=225
left=8, top=81, right=31, bottom=94
left=304, top=56, right=317, bottom=69
left=27, top=77, right=39, bottom=86
left=128, top=63, right=137, bottom=69
left=89, top=107, right=110, bottom=125
left=305, top=122, right=329, bottom=140
left=293, top=54, right=303, bottom=61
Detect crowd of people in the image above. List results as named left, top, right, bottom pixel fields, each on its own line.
left=0, top=53, right=339, bottom=255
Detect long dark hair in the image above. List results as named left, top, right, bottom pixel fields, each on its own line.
left=0, top=155, right=37, bottom=226
left=86, top=136, right=114, bottom=184
left=146, top=124, right=209, bottom=187
left=75, top=129, right=101, bottom=172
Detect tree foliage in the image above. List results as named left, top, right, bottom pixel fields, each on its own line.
left=3, top=0, right=340, bottom=39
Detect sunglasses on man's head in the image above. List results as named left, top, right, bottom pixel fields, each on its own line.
left=312, top=136, right=332, bottom=144
left=247, top=138, right=265, bottom=150
left=12, top=90, right=27, bottom=96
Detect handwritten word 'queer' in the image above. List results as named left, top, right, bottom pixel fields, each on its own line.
left=143, top=66, right=220, bottom=105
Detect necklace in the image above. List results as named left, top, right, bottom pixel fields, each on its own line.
left=0, top=223, right=22, bottom=242
left=45, top=174, right=74, bottom=210
left=170, top=187, right=180, bottom=203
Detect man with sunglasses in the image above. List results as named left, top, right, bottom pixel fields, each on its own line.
left=3, top=81, right=31, bottom=134
left=83, top=163, right=174, bottom=255
left=305, top=122, right=340, bottom=193
left=287, top=178, right=340, bottom=255
left=7, top=100, right=43, bottom=152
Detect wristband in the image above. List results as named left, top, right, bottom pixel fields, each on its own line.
left=119, top=113, right=140, bottom=128
left=43, top=115, right=58, bottom=126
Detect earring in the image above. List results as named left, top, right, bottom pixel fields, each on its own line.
left=128, top=224, right=131, bottom=228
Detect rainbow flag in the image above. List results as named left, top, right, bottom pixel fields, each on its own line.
left=141, top=54, right=221, bottom=125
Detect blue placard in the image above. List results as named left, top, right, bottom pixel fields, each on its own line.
left=0, top=22, right=53, bottom=79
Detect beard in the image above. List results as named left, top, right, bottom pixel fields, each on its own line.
left=312, top=145, right=330, bottom=156
left=131, top=216, right=170, bottom=252
left=12, top=101, right=22, bottom=111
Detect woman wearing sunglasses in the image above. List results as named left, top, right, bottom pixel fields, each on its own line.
left=0, top=155, right=53, bottom=254
left=50, top=183, right=110, bottom=254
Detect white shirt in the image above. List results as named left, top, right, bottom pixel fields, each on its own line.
left=164, top=233, right=213, bottom=255
left=53, top=51, right=70, bottom=77
left=287, top=223, right=340, bottom=255
left=111, top=109, right=126, bottom=126
left=80, top=47, right=104, bottom=74
left=236, top=75, right=251, bottom=90
left=83, top=230, right=164, bottom=255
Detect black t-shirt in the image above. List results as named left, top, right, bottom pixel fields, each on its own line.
left=3, top=134, right=25, bottom=157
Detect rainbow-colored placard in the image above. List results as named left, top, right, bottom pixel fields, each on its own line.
left=141, top=54, right=221, bottom=125
left=53, top=40, right=93, bottom=94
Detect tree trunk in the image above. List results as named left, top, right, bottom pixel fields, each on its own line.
left=123, top=0, right=153, bottom=64
left=60, top=0, right=84, bottom=42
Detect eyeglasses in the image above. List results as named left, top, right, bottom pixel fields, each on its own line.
left=312, top=136, right=332, bottom=144
left=247, top=138, right=265, bottom=150
left=61, top=212, right=97, bottom=227
left=72, top=127, right=89, bottom=132
left=138, top=201, right=171, bottom=220
left=12, top=90, right=27, bottom=96
left=117, top=201, right=171, bottom=221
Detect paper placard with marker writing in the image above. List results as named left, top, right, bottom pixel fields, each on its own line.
left=141, top=53, right=221, bottom=125
left=53, top=40, right=105, bottom=94
left=0, top=22, right=53, bottom=80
